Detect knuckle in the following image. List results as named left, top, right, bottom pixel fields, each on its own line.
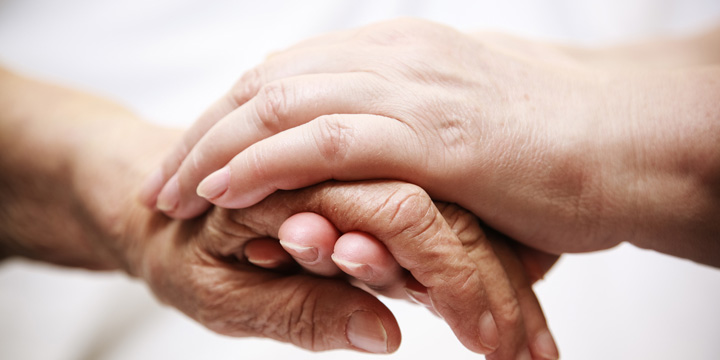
left=254, top=81, right=293, bottom=133
left=378, top=184, right=436, bottom=239
left=186, top=146, right=207, bottom=177
left=243, top=145, right=271, bottom=183
left=231, top=66, right=267, bottom=106
left=435, top=203, right=485, bottom=246
left=311, top=115, right=355, bottom=164
left=264, top=280, right=324, bottom=350
left=494, top=296, right=523, bottom=331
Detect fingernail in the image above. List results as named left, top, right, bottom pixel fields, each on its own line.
left=331, top=254, right=373, bottom=281
left=479, top=311, right=500, bottom=352
left=534, top=330, right=559, bottom=360
left=156, top=175, right=180, bottom=212
left=246, top=256, right=282, bottom=268
left=517, top=347, right=532, bottom=360
left=138, top=168, right=164, bottom=207
left=346, top=310, right=388, bottom=354
left=197, top=167, right=230, bottom=200
left=279, top=240, right=318, bottom=263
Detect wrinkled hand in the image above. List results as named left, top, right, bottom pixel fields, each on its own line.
left=131, top=180, right=557, bottom=359
left=140, top=18, right=623, bottom=256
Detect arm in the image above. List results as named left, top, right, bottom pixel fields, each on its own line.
left=143, top=19, right=720, bottom=266
left=0, top=67, right=163, bottom=270
left=0, top=68, right=557, bottom=359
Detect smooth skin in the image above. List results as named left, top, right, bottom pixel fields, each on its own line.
left=0, top=69, right=558, bottom=359
left=144, top=18, right=720, bottom=266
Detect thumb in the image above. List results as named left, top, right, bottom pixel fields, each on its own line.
left=236, top=274, right=401, bottom=353
left=161, top=257, right=401, bottom=353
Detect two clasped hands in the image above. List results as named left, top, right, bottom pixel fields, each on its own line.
left=3, top=18, right=718, bottom=360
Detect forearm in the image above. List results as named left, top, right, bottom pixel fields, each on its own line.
left=598, top=66, right=720, bottom=265
left=470, top=29, right=720, bottom=264
left=0, top=68, right=177, bottom=270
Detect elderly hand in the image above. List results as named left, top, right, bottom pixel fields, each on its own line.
left=134, top=181, right=558, bottom=359
left=143, top=19, right=720, bottom=266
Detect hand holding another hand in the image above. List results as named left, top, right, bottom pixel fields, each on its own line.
left=143, top=18, right=720, bottom=265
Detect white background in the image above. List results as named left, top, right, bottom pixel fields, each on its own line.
left=1, top=1, right=720, bottom=359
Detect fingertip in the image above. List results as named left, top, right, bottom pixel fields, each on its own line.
left=331, top=254, right=373, bottom=282
left=209, top=183, right=275, bottom=209
left=532, top=329, right=560, bottom=360
left=346, top=310, right=390, bottom=354
left=197, top=167, right=230, bottom=200
left=479, top=311, right=500, bottom=352
left=278, top=213, right=340, bottom=248
left=278, top=212, right=342, bottom=276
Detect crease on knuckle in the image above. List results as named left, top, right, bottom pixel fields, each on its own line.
left=374, top=185, right=454, bottom=277
left=436, top=202, right=486, bottom=247
left=311, top=115, right=354, bottom=165
left=255, top=81, right=292, bottom=133
left=242, top=145, right=272, bottom=185
left=379, top=184, right=435, bottom=238
left=494, top=294, right=522, bottom=331
left=231, top=66, right=266, bottom=107
left=265, top=280, right=322, bottom=350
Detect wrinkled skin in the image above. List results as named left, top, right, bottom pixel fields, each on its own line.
left=134, top=180, right=556, bottom=359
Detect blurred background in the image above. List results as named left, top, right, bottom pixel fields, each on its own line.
left=1, top=1, right=720, bottom=359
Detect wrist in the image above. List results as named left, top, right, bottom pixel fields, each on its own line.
left=69, top=119, right=181, bottom=275
left=0, top=69, right=181, bottom=272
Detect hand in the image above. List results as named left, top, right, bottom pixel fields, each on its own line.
left=142, top=19, right=720, bottom=266
left=133, top=181, right=558, bottom=359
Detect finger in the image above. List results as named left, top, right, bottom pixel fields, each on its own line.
left=138, top=45, right=366, bottom=210
left=198, top=114, right=428, bottom=209
left=243, top=238, right=296, bottom=270
left=173, top=265, right=401, bottom=353
left=486, top=229, right=560, bottom=360
left=278, top=212, right=342, bottom=277
left=273, top=213, right=411, bottom=299
left=227, top=181, right=503, bottom=354
left=332, top=231, right=409, bottom=299
left=512, top=243, right=561, bottom=284
left=158, top=73, right=386, bottom=219
left=433, top=203, right=529, bottom=359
